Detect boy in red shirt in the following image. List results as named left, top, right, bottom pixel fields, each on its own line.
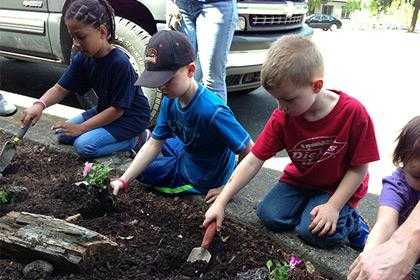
left=203, top=35, right=380, bottom=249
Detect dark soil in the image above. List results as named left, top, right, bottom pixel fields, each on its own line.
left=0, top=132, right=326, bottom=280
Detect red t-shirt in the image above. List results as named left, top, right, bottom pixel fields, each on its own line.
left=252, top=91, right=380, bottom=208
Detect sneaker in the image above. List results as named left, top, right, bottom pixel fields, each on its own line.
left=0, top=97, right=17, bottom=116
left=348, top=214, right=370, bottom=251
left=130, top=129, right=151, bottom=158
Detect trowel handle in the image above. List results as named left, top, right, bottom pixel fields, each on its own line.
left=17, top=123, right=31, bottom=139
left=201, top=221, right=217, bottom=250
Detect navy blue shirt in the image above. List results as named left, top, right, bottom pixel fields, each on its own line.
left=152, top=84, right=251, bottom=191
left=58, top=48, right=150, bottom=141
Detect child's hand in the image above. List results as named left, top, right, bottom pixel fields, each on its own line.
left=309, top=202, right=339, bottom=236
left=204, top=186, right=223, bottom=204
left=21, top=105, right=43, bottom=127
left=203, top=201, right=225, bottom=232
left=110, top=179, right=124, bottom=196
left=52, top=122, right=86, bottom=137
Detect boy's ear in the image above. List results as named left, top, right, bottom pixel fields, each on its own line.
left=99, top=24, right=108, bottom=40
left=311, top=79, right=323, bottom=93
left=186, top=63, right=196, bottom=78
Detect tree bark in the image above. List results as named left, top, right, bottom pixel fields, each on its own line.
left=0, top=212, right=118, bottom=271
left=409, top=0, right=420, bottom=32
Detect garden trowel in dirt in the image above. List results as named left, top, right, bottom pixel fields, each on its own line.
left=187, top=221, right=217, bottom=263
left=0, top=124, right=30, bottom=174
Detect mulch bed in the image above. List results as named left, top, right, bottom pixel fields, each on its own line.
left=0, top=132, right=326, bottom=280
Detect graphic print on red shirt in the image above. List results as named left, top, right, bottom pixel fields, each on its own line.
left=290, top=136, right=347, bottom=169
left=252, top=91, right=380, bottom=207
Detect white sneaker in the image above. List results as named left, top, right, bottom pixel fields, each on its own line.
left=0, top=97, right=17, bottom=116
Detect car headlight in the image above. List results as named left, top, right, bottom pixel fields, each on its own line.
left=236, top=16, right=246, bottom=31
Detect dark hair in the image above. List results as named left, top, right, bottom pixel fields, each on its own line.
left=393, top=115, right=420, bottom=167
left=63, top=0, right=115, bottom=42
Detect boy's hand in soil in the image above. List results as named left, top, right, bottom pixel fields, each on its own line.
left=52, top=122, right=86, bottom=137
left=203, top=201, right=225, bottom=231
left=110, top=179, right=124, bottom=196
left=21, top=104, right=43, bottom=127
left=309, top=202, right=339, bottom=236
left=204, top=186, right=223, bottom=204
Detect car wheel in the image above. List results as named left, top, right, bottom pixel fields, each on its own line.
left=114, top=17, right=162, bottom=125
left=330, top=24, right=338, bottom=31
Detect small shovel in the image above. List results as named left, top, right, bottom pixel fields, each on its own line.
left=187, top=221, right=217, bottom=263
left=0, top=124, right=30, bottom=174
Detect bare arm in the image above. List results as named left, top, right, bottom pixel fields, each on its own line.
left=120, top=137, right=164, bottom=183
left=329, top=164, right=369, bottom=210
left=79, top=106, right=123, bottom=131
left=217, top=152, right=263, bottom=207
left=203, top=152, right=264, bottom=228
left=392, top=201, right=420, bottom=257
left=238, top=139, right=254, bottom=162
left=39, top=83, right=70, bottom=107
left=21, top=84, right=69, bottom=126
left=363, top=206, right=399, bottom=251
left=309, top=164, right=369, bottom=236
left=348, top=202, right=420, bottom=280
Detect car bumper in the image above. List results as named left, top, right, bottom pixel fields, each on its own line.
left=226, top=24, right=313, bottom=92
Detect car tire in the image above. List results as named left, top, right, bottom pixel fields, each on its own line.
left=114, top=17, right=162, bottom=125
left=330, top=24, right=338, bottom=31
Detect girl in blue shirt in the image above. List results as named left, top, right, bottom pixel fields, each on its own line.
left=21, top=0, right=150, bottom=158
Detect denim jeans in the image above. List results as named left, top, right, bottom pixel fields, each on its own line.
left=257, top=181, right=364, bottom=249
left=57, top=108, right=135, bottom=158
left=138, top=137, right=201, bottom=195
left=176, top=0, right=238, bottom=103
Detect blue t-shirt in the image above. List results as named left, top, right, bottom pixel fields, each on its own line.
left=152, top=84, right=250, bottom=191
left=58, top=48, right=150, bottom=141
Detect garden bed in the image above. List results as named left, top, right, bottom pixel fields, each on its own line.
left=0, top=132, right=326, bottom=280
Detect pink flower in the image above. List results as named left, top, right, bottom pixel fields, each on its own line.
left=289, top=255, right=303, bottom=269
left=83, top=162, right=93, bottom=177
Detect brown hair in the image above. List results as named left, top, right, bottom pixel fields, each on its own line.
left=63, top=0, right=115, bottom=42
left=393, top=115, right=420, bottom=167
left=261, top=35, right=324, bottom=91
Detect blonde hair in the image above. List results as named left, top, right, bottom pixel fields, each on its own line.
left=261, top=35, right=324, bottom=91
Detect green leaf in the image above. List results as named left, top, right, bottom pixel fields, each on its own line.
left=0, top=190, right=9, bottom=205
left=266, top=259, right=289, bottom=280
left=85, top=163, right=112, bottom=189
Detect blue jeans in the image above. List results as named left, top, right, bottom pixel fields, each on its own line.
left=138, top=137, right=201, bottom=195
left=57, top=108, right=135, bottom=158
left=176, top=0, right=237, bottom=103
left=257, top=182, right=364, bottom=249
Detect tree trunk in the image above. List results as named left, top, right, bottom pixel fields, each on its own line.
left=409, top=0, right=420, bottom=32
left=0, top=212, right=118, bottom=271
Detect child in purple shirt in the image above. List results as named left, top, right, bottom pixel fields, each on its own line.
left=349, top=116, right=420, bottom=280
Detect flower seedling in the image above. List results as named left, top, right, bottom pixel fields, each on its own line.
left=266, top=255, right=304, bottom=280
left=0, top=189, right=9, bottom=205
left=266, top=259, right=289, bottom=280
left=80, top=162, right=115, bottom=211
left=83, top=162, right=111, bottom=191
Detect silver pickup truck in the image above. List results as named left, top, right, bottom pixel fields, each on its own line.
left=0, top=0, right=312, bottom=122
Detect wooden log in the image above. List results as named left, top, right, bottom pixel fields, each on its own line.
left=0, top=211, right=118, bottom=270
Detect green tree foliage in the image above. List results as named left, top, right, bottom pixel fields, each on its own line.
left=343, top=0, right=362, bottom=15
left=369, top=0, right=419, bottom=31
left=308, top=0, right=322, bottom=14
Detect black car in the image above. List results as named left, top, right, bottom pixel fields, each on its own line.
left=305, top=14, right=342, bottom=31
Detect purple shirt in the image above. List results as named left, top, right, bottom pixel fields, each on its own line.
left=379, top=168, right=420, bottom=225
